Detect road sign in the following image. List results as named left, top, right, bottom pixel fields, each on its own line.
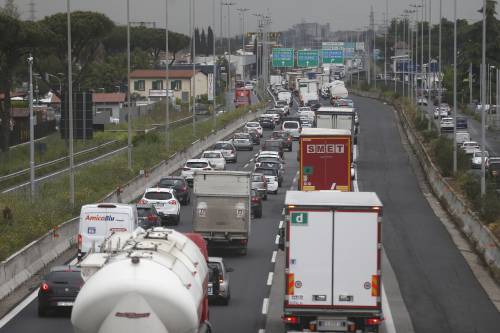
left=297, top=50, right=319, bottom=68
left=321, top=49, right=344, bottom=64
left=303, top=166, right=314, bottom=175
left=291, top=212, right=308, bottom=225
left=272, top=48, right=294, bottom=68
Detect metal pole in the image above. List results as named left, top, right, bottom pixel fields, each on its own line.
left=481, top=0, right=486, bottom=195
left=67, top=0, right=75, bottom=207
left=385, top=0, right=388, bottom=86
left=395, top=18, right=398, bottom=93
left=192, top=0, right=196, bottom=136
left=188, top=0, right=192, bottom=122
left=126, top=0, right=132, bottom=171
left=28, top=55, right=35, bottom=201
left=421, top=0, right=424, bottom=103
left=452, top=0, right=457, bottom=174
left=165, top=0, right=170, bottom=151
left=469, top=63, right=473, bottom=105
left=213, top=0, right=217, bottom=130
left=428, top=0, right=432, bottom=95
left=438, top=0, right=442, bottom=108
left=403, top=17, right=406, bottom=97
left=227, top=4, right=232, bottom=92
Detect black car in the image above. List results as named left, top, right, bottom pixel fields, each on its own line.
left=246, top=130, right=261, bottom=145
left=271, top=131, right=293, bottom=151
left=251, top=189, right=263, bottom=218
left=456, top=117, right=468, bottom=130
left=38, top=265, right=83, bottom=317
left=259, top=116, right=276, bottom=129
left=158, top=176, right=190, bottom=205
left=136, top=203, right=161, bottom=229
left=262, top=139, right=285, bottom=158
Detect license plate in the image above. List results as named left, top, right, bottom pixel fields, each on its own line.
left=153, top=203, right=165, bottom=208
left=57, top=301, right=74, bottom=307
left=317, top=319, right=348, bottom=331
left=208, top=287, right=213, bottom=295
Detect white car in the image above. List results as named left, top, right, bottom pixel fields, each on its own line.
left=282, top=121, right=301, bottom=140
left=471, top=150, right=489, bottom=169
left=139, top=187, right=180, bottom=225
left=245, top=122, right=263, bottom=137
left=201, top=150, right=226, bottom=170
left=298, top=106, right=312, bottom=112
left=456, top=131, right=471, bottom=146
left=254, top=167, right=279, bottom=194
left=440, top=117, right=454, bottom=132
left=181, top=159, right=213, bottom=186
left=460, top=141, right=480, bottom=155
left=417, top=97, right=428, bottom=106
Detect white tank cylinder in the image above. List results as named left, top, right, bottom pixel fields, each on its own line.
left=71, top=228, right=208, bottom=333
left=330, top=84, right=349, bottom=99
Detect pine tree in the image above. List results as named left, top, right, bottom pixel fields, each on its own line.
left=207, top=26, right=214, bottom=55
left=200, top=29, right=207, bottom=56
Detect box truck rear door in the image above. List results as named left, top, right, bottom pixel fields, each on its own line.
left=333, top=211, right=379, bottom=308
left=288, top=210, right=333, bottom=306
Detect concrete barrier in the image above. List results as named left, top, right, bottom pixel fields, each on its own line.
left=0, top=108, right=264, bottom=301
left=352, top=89, right=500, bottom=281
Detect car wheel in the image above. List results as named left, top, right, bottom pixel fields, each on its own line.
left=38, top=305, right=48, bottom=317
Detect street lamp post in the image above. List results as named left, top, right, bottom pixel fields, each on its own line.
left=222, top=2, right=235, bottom=92
left=384, top=0, right=388, bottom=86
left=165, top=0, right=170, bottom=151
left=126, top=0, right=132, bottom=171
left=67, top=0, right=75, bottom=207
left=453, top=0, right=457, bottom=174
left=481, top=0, right=487, bottom=195
left=192, top=0, right=196, bottom=136
left=237, top=8, right=249, bottom=54
left=28, top=55, right=35, bottom=201
left=213, top=0, right=217, bottom=131
left=438, top=0, right=442, bottom=109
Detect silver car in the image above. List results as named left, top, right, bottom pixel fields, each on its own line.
left=213, top=141, right=237, bottom=163
left=208, top=257, right=233, bottom=305
left=251, top=173, right=268, bottom=200
left=232, top=133, right=254, bottom=151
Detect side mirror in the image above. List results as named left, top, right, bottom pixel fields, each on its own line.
left=278, top=226, right=285, bottom=251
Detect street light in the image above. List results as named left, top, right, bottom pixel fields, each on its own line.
left=237, top=8, right=250, bottom=55
left=452, top=0, right=457, bottom=174
left=126, top=0, right=132, bottom=171
left=222, top=2, right=235, bottom=92
left=28, top=55, right=35, bottom=202
left=192, top=0, right=197, bottom=136
left=481, top=0, right=486, bottom=195
left=67, top=0, right=75, bottom=207
left=165, top=0, right=170, bottom=151
left=212, top=0, right=217, bottom=131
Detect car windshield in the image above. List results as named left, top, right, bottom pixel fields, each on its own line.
left=48, top=271, right=82, bottom=284
left=246, top=123, right=259, bottom=127
left=186, top=161, right=209, bottom=168
left=213, top=143, right=232, bottom=150
left=272, top=132, right=286, bottom=138
left=144, top=192, right=172, bottom=200
left=255, top=168, right=277, bottom=176
left=203, top=152, right=221, bottom=158
left=284, top=122, right=299, bottom=129
left=159, top=179, right=183, bottom=187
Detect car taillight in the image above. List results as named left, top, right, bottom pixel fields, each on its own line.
left=77, top=234, right=82, bottom=249
left=168, top=200, right=177, bottom=205
left=365, top=318, right=382, bottom=326
left=282, top=316, right=299, bottom=325
left=138, top=199, right=147, bottom=204
left=147, top=214, right=157, bottom=221
left=40, top=282, right=49, bottom=292
left=183, top=167, right=191, bottom=171
left=219, top=278, right=224, bottom=283
left=252, top=197, right=259, bottom=203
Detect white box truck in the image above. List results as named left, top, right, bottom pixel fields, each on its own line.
left=281, top=191, right=383, bottom=333
left=193, top=170, right=251, bottom=255
left=316, top=107, right=355, bottom=132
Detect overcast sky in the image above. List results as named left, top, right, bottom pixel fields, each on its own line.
left=13, top=0, right=489, bottom=35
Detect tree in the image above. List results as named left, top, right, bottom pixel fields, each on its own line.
left=194, top=28, right=201, bottom=58
left=207, top=26, right=214, bottom=55
left=200, top=29, right=207, bottom=56
left=0, top=14, right=48, bottom=151
left=0, top=0, right=19, bottom=19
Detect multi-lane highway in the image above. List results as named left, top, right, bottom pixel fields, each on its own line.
left=1, top=94, right=500, bottom=333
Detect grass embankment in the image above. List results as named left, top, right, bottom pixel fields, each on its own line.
left=0, top=103, right=191, bottom=190
left=0, top=103, right=264, bottom=261
left=354, top=85, right=500, bottom=241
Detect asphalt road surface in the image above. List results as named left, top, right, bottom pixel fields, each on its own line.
left=353, top=95, right=500, bottom=333
left=0, top=110, right=297, bottom=333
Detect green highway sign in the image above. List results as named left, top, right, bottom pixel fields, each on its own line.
left=291, top=212, right=308, bottom=225
left=303, top=166, right=314, bottom=175
left=272, top=48, right=294, bottom=68
left=322, top=49, right=344, bottom=64
left=297, top=50, right=319, bottom=68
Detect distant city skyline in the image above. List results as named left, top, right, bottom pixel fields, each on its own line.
left=10, top=0, right=490, bottom=36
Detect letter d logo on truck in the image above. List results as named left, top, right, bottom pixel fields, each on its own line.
left=291, top=212, right=308, bottom=225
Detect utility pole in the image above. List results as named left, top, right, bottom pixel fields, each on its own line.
left=370, top=6, right=376, bottom=88
left=126, top=0, right=132, bottom=171
left=165, top=0, right=170, bottom=151
left=428, top=0, right=432, bottom=94
left=67, top=0, right=75, bottom=207
left=453, top=0, right=457, bottom=174
left=237, top=8, right=250, bottom=54
left=213, top=0, right=217, bottom=130
left=481, top=0, right=487, bottom=195
left=222, top=2, right=235, bottom=92
left=384, top=0, right=388, bottom=86
left=438, top=0, right=442, bottom=109
left=192, top=0, right=196, bottom=136
left=28, top=55, right=35, bottom=201
left=28, top=1, right=36, bottom=21
left=395, top=18, right=398, bottom=93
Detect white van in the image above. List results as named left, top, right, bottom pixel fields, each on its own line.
left=456, top=131, right=471, bottom=146
left=78, top=203, right=138, bottom=259
left=282, top=121, right=301, bottom=140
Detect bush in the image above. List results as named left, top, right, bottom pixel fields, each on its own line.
left=458, top=172, right=482, bottom=210
left=431, top=137, right=470, bottom=177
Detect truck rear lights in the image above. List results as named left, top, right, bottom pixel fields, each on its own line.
left=77, top=234, right=82, bottom=249
left=282, top=316, right=299, bottom=325
left=365, top=318, right=382, bottom=326
left=239, top=239, right=248, bottom=245
left=313, top=295, right=327, bottom=301
left=40, top=282, right=49, bottom=292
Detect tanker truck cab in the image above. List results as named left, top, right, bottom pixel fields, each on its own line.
left=77, top=203, right=138, bottom=260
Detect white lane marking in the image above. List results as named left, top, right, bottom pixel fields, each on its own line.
left=261, top=298, right=270, bottom=314
left=271, top=251, right=277, bottom=263
left=267, top=272, right=274, bottom=286
left=0, top=257, right=78, bottom=328
left=281, top=208, right=285, bottom=216
left=382, top=283, right=397, bottom=333
left=258, top=329, right=265, bottom=333
left=279, top=220, right=284, bottom=229
left=353, top=180, right=359, bottom=192
left=244, top=163, right=249, bottom=168
left=275, top=234, right=280, bottom=245
left=250, top=158, right=254, bottom=162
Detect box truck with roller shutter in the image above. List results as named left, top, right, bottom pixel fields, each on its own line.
left=299, top=128, right=352, bottom=192
left=282, top=191, right=383, bottom=333
left=192, top=170, right=251, bottom=255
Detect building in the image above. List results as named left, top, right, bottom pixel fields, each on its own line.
left=130, top=69, right=208, bottom=102
left=92, top=93, right=126, bottom=124
left=281, top=22, right=331, bottom=49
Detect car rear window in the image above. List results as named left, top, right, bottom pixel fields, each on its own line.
left=137, top=207, right=154, bottom=217
left=186, top=161, right=209, bottom=168
left=213, top=143, right=232, bottom=150
left=203, top=152, right=221, bottom=158
left=246, top=123, right=259, bottom=127
left=255, top=168, right=277, bottom=176
left=144, top=192, right=173, bottom=200
left=284, top=122, right=299, bottom=129
left=265, top=141, right=281, bottom=148
left=234, top=133, right=250, bottom=139
left=48, top=271, right=82, bottom=284
left=159, top=179, right=183, bottom=187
